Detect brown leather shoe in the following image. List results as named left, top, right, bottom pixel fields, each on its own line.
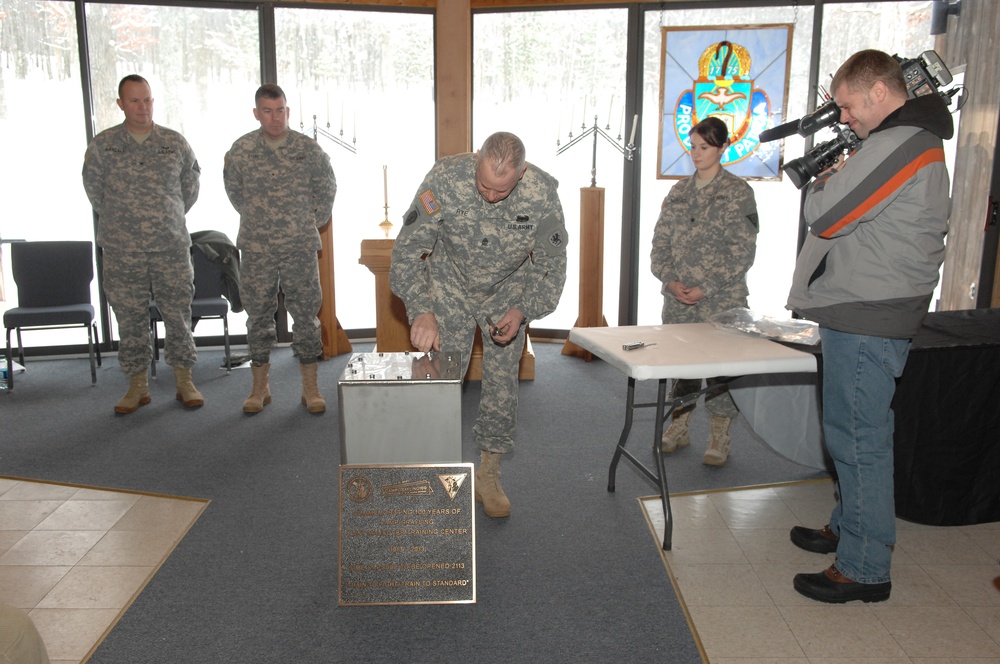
left=793, top=564, right=891, bottom=603
left=790, top=524, right=839, bottom=554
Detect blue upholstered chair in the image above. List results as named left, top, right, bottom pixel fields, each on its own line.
left=149, top=244, right=232, bottom=376
left=3, top=241, right=102, bottom=390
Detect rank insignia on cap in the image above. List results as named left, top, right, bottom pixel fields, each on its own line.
left=419, top=190, right=440, bottom=215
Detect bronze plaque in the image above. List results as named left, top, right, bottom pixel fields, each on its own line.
left=338, top=463, right=475, bottom=605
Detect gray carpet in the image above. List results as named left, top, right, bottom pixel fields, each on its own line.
left=1, top=340, right=827, bottom=663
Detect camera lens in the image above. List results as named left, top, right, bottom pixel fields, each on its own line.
left=782, top=130, right=857, bottom=189
left=783, top=157, right=816, bottom=189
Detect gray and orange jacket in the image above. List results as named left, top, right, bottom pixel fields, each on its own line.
left=787, top=93, right=954, bottom=338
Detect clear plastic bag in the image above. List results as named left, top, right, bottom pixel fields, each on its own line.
left=709, top=307, right=820, bottom=346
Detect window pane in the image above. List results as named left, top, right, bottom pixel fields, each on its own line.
left=0, top=0, right=88, bottom=240
left=275, top=8, right=435, bottom=331
left=820, top=1, right=942, bottom=305
left=638, top=5, right=817, bottom=326
left=638, top=3, right=938, bottom=328
left=819, top=1, right=936, bottom=86
left=474, top=9, right=629, bottom=330
left=84, top=3, right=260, bottom=341
left=0, top=0, right=92, bottom=345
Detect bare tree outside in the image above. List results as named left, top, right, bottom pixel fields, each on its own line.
left=275, top=8, right=434, bottom=331
left=475, top=9, right=630, bottom=330
left=0, top=0, right=433, bottom=340
left=0, top=0, right=942, bottom=345
left=634, top=1, right=938, bottom=324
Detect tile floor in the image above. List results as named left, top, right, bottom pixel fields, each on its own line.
left=0, top=477, right=207, bottom=664
left=5, top=475, right=1000, bottom=663
left=641, top=478, right=1000, bottom=663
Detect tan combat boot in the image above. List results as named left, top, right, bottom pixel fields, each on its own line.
left=243, top=362, right=271, bottom=414
left=704, top=415, right=732, bottom=466
left=475, top=450, right=511, bottom=518
left=300, top=362, right=326, bottom=413
left=115, top=370, right=151, bottom=414
left=661, top=408, right=693, bottom=453
left=174, top=367, right=204, bottom=408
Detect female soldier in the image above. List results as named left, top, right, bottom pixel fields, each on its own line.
left=650, top=116, right=759, bottom=466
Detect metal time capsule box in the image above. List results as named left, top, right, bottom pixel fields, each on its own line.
left=337, top=351, right=463, bottom=465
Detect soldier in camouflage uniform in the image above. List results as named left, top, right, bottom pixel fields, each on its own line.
left=82, top=74, right=203, bottom=415
left=223, top=83, right=337, bottom=415
left=650, top=116, right=758, bottom=466
left=390, top=132, right=568, bottom=518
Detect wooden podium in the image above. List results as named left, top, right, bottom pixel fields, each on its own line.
left=318, top=219, right=352, bottom=359
left=562, top=186, right=608, bottom=360
left=359, top=238, right=534, bottom=380
left=358, top=239, right=415, bottom=353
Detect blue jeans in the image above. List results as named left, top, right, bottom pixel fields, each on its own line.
left=820, top=327, right=910, bottom=584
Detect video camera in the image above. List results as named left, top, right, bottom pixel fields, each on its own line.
left=760, top=50, right=957, bottom=189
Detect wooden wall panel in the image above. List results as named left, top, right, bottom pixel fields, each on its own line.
left=435, top=0, right=472, bottom=157
left=939, top=0, right=1000, bottom=310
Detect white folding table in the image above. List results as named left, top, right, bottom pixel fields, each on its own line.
left=568, top=323, right=817, bottom=550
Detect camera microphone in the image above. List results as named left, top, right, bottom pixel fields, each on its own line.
left=759, top=119, right=801, bottom=143
left=760, top=101, right=841, bottom=143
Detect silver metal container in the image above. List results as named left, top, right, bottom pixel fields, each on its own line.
left=338, top=351, right=463, bottom=464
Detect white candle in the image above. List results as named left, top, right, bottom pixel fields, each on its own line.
left=608, top=95, right=614, bottom=123
left=383, top=165, right=388, bottom=207
left=326, top=93, right=330, bottom=125
left=298, top=93, right=303, bottom=125
left=628, top=114, right=638, bottom=145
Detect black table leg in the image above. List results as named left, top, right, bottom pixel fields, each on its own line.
left=608, top=377, right=636, bottom=492
left=652, top=378, right=673, bottom=550
left=606, top=377, right=674, bottom=549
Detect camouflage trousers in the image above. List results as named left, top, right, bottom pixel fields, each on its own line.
left=241, top=249, right=323, bottom=364
left=662, top=294, right=742, bottom=418
left=437, top=308, right=523, bottom=455
left=670, top=377, right=739, bottom=418
left=103, top=248, right=197, bottom=377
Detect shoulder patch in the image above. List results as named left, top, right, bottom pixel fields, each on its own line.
left=404, top=208, right=418, bottom=226
left=419, top=190, right=440, bottom=215
left=548, top=231, right=564, bottom=248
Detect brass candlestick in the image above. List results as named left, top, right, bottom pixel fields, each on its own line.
left=379, top=165, right=393, bottom=238
left=379, top=209, right=393, bottom=238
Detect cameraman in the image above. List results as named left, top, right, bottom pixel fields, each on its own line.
left=786, top=49, right=953, bottom=604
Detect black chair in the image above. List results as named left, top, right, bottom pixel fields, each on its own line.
left=149, top=245, right=232, bottom=376
left=3, top=241, right=102, bottom=390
